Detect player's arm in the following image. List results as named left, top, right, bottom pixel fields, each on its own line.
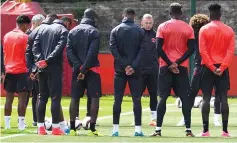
left=25, top=35, right=34, bottom=73
left=156, top=38, right=172, bottom=66
left=109, top=28, right=128, bottom=69
left=131, top=29, right=147, bottom=70
left=219, top=32, right=235, bottom=72
left=175, top=39, right=195, bottom=65
left=33, top=30, right=44, bottom=62
left=156, top=25, right=172, bottom=66
left=199, top=28, right=216, bottom=72
left=1, top=43, right=5, bottom=75
left=80, top=31, right=100, bottom=74
left=66, top=32, right=82, bottom=69
left=45, top=30, right=68, bottom=65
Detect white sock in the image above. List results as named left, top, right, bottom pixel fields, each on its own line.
left=37, top=123, right=44, bottom=128
left=151, top=111, right=157, bottom=121
left=214, top=114, right=220, bottom=122
left=18, top=116, right=25, bottom=130
left=52, top=123, right=60, bottom=128
left=113, top=124, right=119, bottom=133
left=186, top=128, right=191, bottom=131
left=59, top=121, right=68, bottom=130
left=4, top=116, right=11, bottom=129
left=135, top=126, right=141, bottom=133
left=156, top=127, right=161, bottom=131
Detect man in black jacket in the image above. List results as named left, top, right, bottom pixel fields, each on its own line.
left=109, top=8, right=146, bottom=137
left=33, top=16, right=71, bottom=135
left=66, top=9, right=102, bottom=136
left=25, top=14, right=45, bottom=127
left=140, top=14, right=158, bottom=127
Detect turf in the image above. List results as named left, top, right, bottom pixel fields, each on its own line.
left=0, top=96, right=237, bottom=142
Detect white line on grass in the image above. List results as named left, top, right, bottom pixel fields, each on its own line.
left=97, top=104, right=174, bottom=121
left=0, top=134, right=26, bottom=140
left=0, top=106, right=102, bottom=110
left=0, top=104, right=174, bottom=140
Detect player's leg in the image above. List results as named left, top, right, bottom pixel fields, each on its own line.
left=48, top=71, right=64, bottom=135
left=58, top=105, right=70, bottom=134
left=86, top=97, right=91, bottom=117
left=151, top=66, right=172, bottom=137
left=32, top=79, right=39, bottom=126
left=37, top=72, right=50, bottom=134
left=69, top=70, right=85, bottom=132
left=3, top=74, right=16, bottom=129
left=146, top=70, right=158, bottom=126
left=215, top=69, right=230, bottom=136
left=177, top=65, right=202, bottom=126
left=174, top=66, right=194, bottom=136
left=200, top=66, right=215, bottom=136
left=112, top=72, right=127, bottom=136
left=86, top=71, right=102, bottom=136
left=213, top=90, right=221, bottom=126
left=16, top=73, right=30, bottom=130
left=128, top=73, right=143, bottom=136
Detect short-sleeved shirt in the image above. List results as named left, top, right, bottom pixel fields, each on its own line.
left=156, top=19, right=194, bottom=67
left=3, top=28, right=28, bottom=74
left=199, top=21, right=235, bottom=72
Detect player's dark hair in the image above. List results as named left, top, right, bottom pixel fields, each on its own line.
left=189, top=14, right=209, bottom=36
left=16, top=15, right=31, bottom=25
left=208, top=3, right=221, bottom=20
left=170, top=3, right=182, bottom=16
left=123, top=7, right=136, bottom=18
left=46, top=14, right=58, bottom=23
left=60, top=16, right=72, bottom=24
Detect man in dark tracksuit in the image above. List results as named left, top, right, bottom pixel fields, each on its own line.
left=33, top=17, right=71, bottom=135
left=110, top=8, right=146, bottom=137
left=25, top=14, right=45, bottom=127
left=66, top=9, right=102, bottom=136
left=140, top=14, right=158, bottom=126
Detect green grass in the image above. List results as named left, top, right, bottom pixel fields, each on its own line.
left=1, top=96, right=237, bottom=142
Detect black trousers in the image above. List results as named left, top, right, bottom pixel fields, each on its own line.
left=190, top=65, right=221, bottom=114
left=157, top=66, right=192, bottom=128
left=37, top=71, right=62, bottom=124
left=141, top=69, right=158, bottom=111
left=113, top=71, right=142, bottom=126
left=32, top=80, right=39, bottom=122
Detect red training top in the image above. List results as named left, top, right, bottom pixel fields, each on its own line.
left=199, top=21, right=235, bottom=72
left=156, top=19, right=194, bottom=67
left=3, top=28, right=28, bottom=74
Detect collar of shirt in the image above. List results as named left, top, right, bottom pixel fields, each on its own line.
left=12, top=28, right=23, bottom=33
left=80, top=18, right=96, bottom=27
left=122, top=18, right=134, bottom=23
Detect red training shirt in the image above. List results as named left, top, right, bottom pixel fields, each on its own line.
left=199, top=21, right=235, bottom=72
left=3, top=28, right=28, bottom=74
left=156, top=19, right=194, bottom=67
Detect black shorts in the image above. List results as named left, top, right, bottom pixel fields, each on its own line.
left=200, top=65, right=230, bottom=93
left=158, top=66, right=190, bottom=99
left=4, top=73, right=30, bottom=93
left=71, top=70, right=102, bottom=100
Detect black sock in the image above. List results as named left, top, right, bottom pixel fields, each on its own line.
left=70, top=121, right=76, bottom=131
left=223, top=120, right=228, bottom=133
left=90, top=122, right=96, bottom=132
left=203, top=121, right=209, bottom=133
